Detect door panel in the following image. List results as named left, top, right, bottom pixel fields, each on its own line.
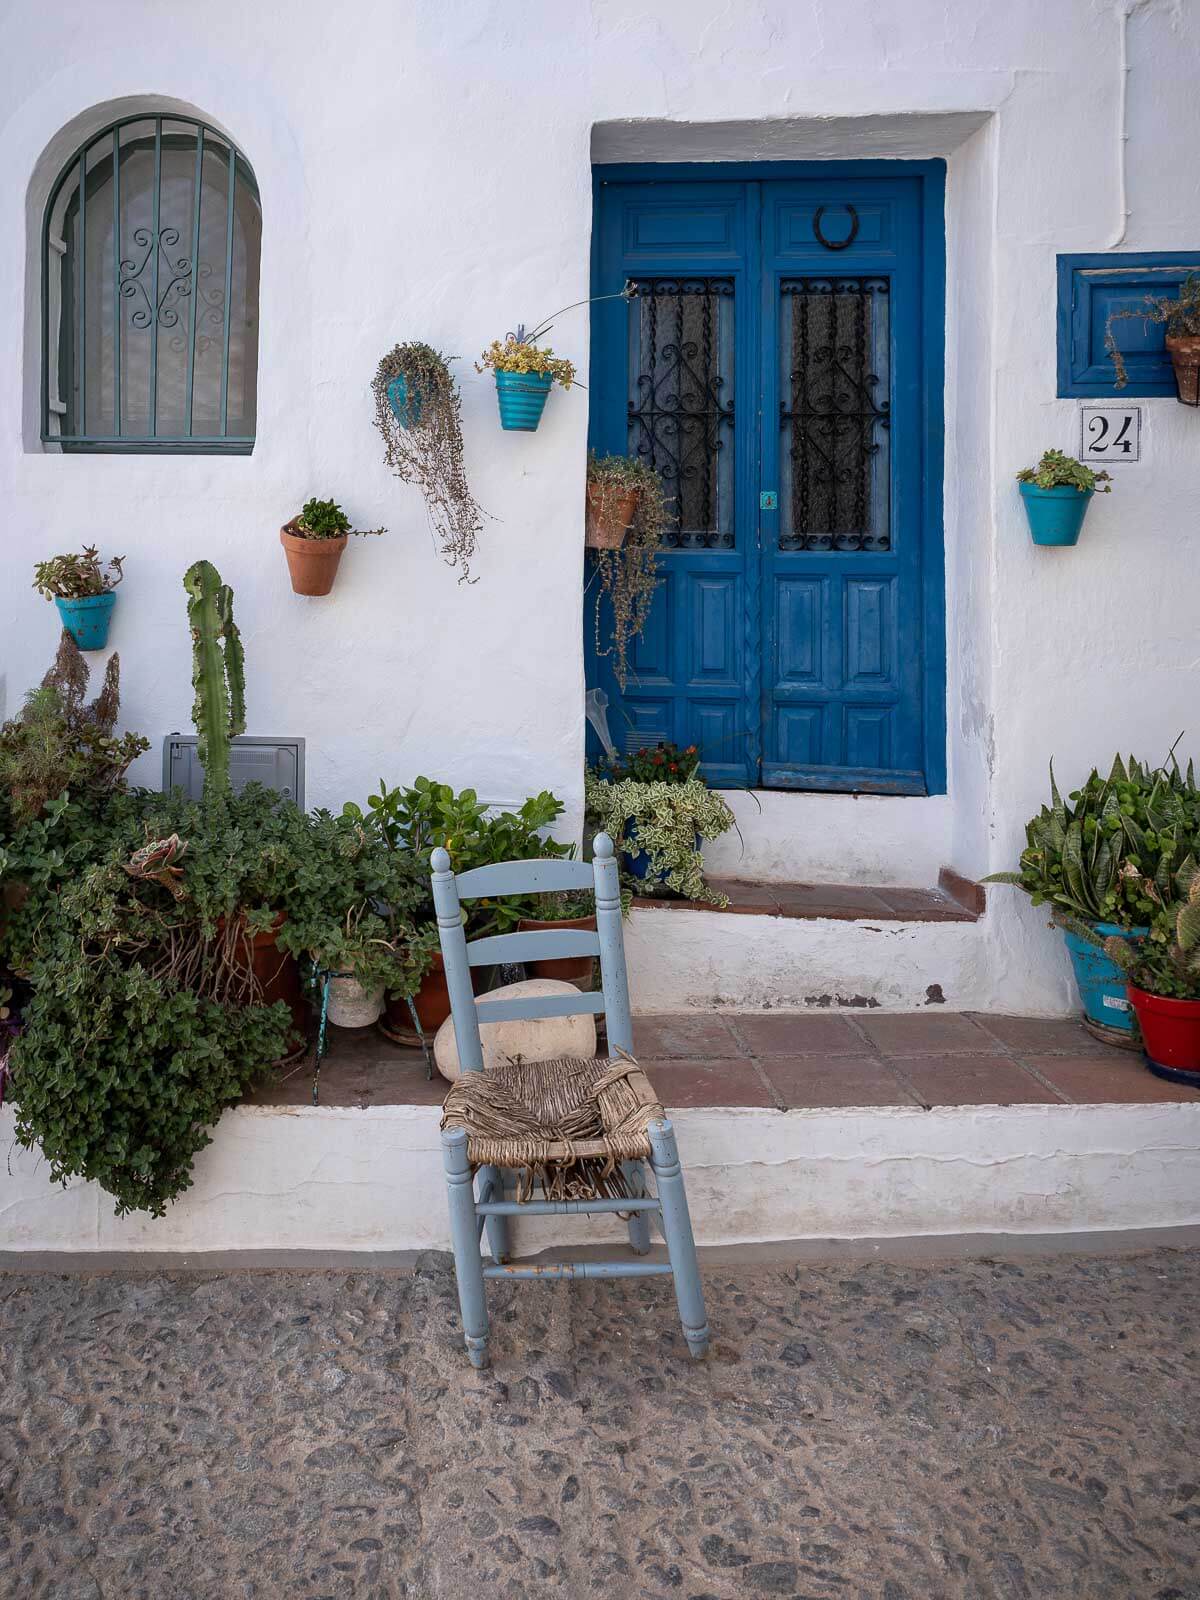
left=588, top=165, right=943, bottom=796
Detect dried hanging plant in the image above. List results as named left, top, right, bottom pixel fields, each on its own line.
left=590, top=457, right=671, bottom=689
left=372, top=343, right=486, bottom=583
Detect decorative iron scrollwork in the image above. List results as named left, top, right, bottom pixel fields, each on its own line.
left=812, top=205, right=859, bottom=252
left=626, top=277, right=735, bottom=550
left=119, top=226, right=199, bottom=332
left=780, top=277, right=890, bottom=553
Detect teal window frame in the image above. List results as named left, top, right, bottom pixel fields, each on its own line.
left=41, top=113, right=260, bottom=455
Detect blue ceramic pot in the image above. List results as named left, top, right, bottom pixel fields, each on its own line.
left=386, top=374, right=422, bottom=429
left=55, top=591, right=116, bottom=650
left=1061, top=920, right=1148, bottom=1035
left=623, top=824, right=703, bottom=891
left=494, top=370, right=553, bottom=431
left=1019, top=481, right=1093, bottom=547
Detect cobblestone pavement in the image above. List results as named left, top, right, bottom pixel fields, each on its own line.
left=1, top=1248, right=1197, bottom=1599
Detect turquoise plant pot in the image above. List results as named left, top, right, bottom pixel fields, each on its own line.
left=386, top=374, right=422, bottom=429
left=1019, top=481, right=1093, bottom=547
left=55, top=591, right=116, bottom=650
left=1061, top=920, right=1148, bottom=1036
left=623, top=824, right=703, bottom=892
left=494, top=370, right=553, bottom=432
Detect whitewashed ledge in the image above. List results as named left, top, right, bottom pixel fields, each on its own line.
left=4, top=1100, right=1200, bottom=1255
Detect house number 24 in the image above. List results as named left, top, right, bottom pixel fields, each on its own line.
left=1079, top=405, right=1141, bottom=463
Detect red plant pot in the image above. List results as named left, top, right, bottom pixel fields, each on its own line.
left=1128, top=985, right=1200, bottom=1073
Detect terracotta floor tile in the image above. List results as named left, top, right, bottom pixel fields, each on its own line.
left=872, top=887, right=975, bottom=922
left=966, top=1014, right=1112, bottom=1055
left=762, top=1055, right=918, bottom=1109
left=632, top=1013, right=745, bottom=1059
left=856, top=1011, right=996, bottom=1056
left=725, top=1011, right=865, bottom=1057
left=773, top=884, right=894, bottom=921
left=897, top=1054, right=1063, bottom=1107
left=1021, top=1054, right=1200, bottom=1104
left=643, top=1058, right=774, bottom=1109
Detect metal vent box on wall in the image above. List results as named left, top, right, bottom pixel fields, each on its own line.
left=1057, top=252, right=1200, bottom=397
left=162, top=736, right=305, bottom=807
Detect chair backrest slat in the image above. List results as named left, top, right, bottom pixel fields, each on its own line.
left=475, top=991, right=607, bottom=1024
left=455, top=857, right=594, bottom=899
left=430, top=833, right=634, bottom=1072
left=465, top=928, right=601, bottom=968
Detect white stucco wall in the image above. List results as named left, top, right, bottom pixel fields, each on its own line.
left=2, top=0, right=1199, bottom=1016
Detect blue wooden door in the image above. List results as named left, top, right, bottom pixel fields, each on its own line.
left=588, top=163, right=945, bottom=795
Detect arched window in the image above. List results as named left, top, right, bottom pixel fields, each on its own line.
left=41, top=114, right=260, bottom=453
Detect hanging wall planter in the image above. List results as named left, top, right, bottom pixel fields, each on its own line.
left=1165, top=334, right=1200, bottom=407
left=1015, top=450, right=1111, bottom=547
left=33, top=546, right=124, bottom=650
left=1108, top=271, right=1200, bottom=406
left=494, top=369, right=554, bottom=431
left=372, top=343, right=486, bottom=581
left=477, top=330, right=576, bottom=435
left=280, top=498, right=384, bottom=596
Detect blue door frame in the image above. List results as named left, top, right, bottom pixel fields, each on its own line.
left=587, top=160, right=946, bottom=795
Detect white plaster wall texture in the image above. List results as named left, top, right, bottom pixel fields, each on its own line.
left=1, top=0, right=1198, bottom=1017
left=4, top=1100, right=1199, bottom=1253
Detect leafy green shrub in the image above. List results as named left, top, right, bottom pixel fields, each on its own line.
left=1015, top=449, right=1112, bottom=494
left=32, top=546, right=124, bottom=601
left=584, top=772, right=734, bottom=904
left=984, top=754, right=1200, bottom=928
left=1098, top=862, right=1200, bottom=1001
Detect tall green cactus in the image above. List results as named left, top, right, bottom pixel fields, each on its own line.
left=183, top=561, right=245, bottom=801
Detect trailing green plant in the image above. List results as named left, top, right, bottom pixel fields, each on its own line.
left=0, top=633, right=147, bottom=824
left=184, top=561, right=245, bottom=802
left=589, top=457, right=671, bottom=689
left=1015, top=449, right=1112, bottom=494
left=1098, top=862, right=1200, bottom=1001
left=343, top=777, right=569, bottom=935
left=594, top=740, right=701, bottom=787
left=32, top=546, right=125, bottom=601
left=1106, top=273, right=1200, bottom=388
left=983, top=752, right=1200, bottom=928
left=372, top=343, right=485, bottom=583
left=584, top=771, right=735, bottom=905
left=288, top=497, right=385, bottom=541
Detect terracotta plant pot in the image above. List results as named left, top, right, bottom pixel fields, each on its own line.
left=280, top=521, right=347, bottom=596
left=585, top=485, right=639, bottom=550
left=1165, top=335, right=1200, bottom=407
left=516, top=914, right=597, bottom=985
left=223, top=912, right=309, bottom=1058
left=379, top=952, right=489, bottom=1045
left=1128, top=984, right=1200, bottom=1077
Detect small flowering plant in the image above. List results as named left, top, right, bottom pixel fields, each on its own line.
left=595, top=741, right=701, bottom=787
left=477, top=336, right=576, bottom=389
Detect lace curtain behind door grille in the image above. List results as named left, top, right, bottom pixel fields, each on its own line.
left=781, top=278, right=890, bottom=553
left=627, top=278, right=735, bottom=550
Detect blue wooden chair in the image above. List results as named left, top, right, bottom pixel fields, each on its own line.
left=432, top=832, right=710, bottom=1369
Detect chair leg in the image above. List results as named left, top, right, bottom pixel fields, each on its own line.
left=623, top=1160, right=652, bottom=1255
left=647, top=1119, right=710, bottom=1358
left=478, top=1164, right=511, bottom=1264
left=442, top=1127, right=490, bottom=1368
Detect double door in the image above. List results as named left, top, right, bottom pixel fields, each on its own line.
left=587, top=165, right=945, bottom=794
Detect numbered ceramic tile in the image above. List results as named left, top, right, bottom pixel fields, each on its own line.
left=1079, top=405, right=1142, bottom=464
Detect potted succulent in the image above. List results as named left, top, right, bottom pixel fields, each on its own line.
left=477, top=330, right=576, bottom=432
left=1015, top=450, right=1111, bottom=547
left=280, top=497, right=385, bottom=596
left=33, top=547, right=125, bottom=650
left=984, top=754, right=1200, bottom=1042
left=585, top=745, right=736, bottom=905
left=372, top=344, right=487, bottom=582
left=1107, top=272, right=1200, bottom=405
left=1098, top=866, right=1200, bottom=1080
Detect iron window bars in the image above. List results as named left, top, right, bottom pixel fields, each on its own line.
left=41, top=114, right=261, bottom=454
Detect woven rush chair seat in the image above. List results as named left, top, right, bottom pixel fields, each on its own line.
left=441, top=1052, right=665, bottom=1202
